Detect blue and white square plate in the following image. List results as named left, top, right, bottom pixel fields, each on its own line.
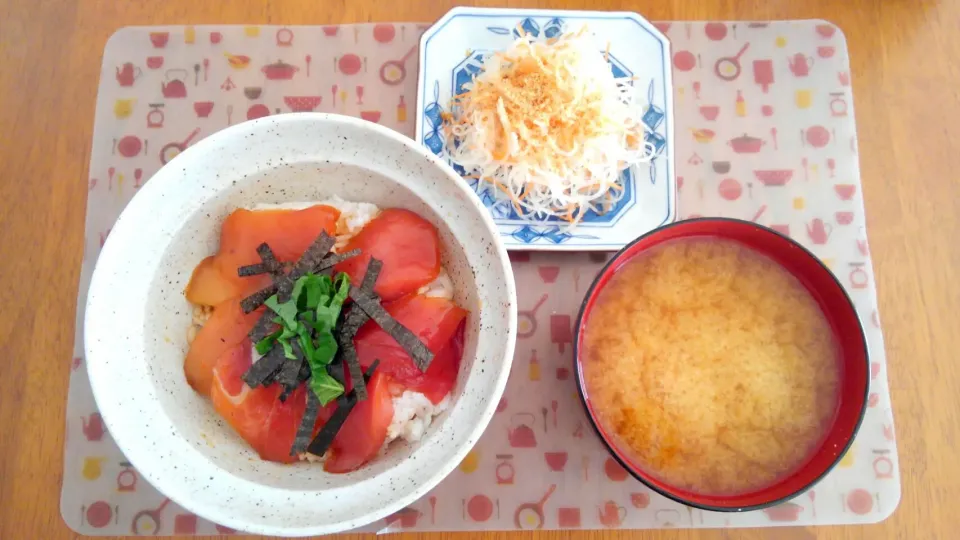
left=415, top=7, right=675, bottom=251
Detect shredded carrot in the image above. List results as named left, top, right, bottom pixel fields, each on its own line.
left=442, top=27, right=658, bottom=227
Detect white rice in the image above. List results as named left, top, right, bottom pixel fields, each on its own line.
left=386, top=392, right=451, bottom=444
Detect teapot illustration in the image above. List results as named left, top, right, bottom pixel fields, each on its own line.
left=806, top=218, right=832, bottom=245
left=82, top=412, right=105, bottom=441
left=115, top=63, right=142, bottom=87
left=508, top=413, right=537, bottom=448
left=161, top=69, right=188, bottom=98
left=788, top=53, right=815, bottom=77
left=598, top=501, right=627, bottom=527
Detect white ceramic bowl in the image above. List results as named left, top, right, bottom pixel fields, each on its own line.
left=84, top=113, right=517, bottom=536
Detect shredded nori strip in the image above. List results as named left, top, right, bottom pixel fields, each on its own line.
left=332, top=258, right=383, bottom=401
left=238, top=243, right=284, bottom=278
left=338, top=305, right=369, bottom=338
left=276, top=231, right=336, bottom=302
left=350, top=288, right=434, bottom=371
left=237, top=262, right=272, bottom=277
left=240, top=284, right=279, bottom=314
left=340, top=339, right=366, bottom=401
left=256, top=243, right=279, bottom=267
left=327, top=354, right=345, bottom=385
left=360, top=257, right=383, bottom=292
left=305, top=359, right=381, bottom=458
left=241, top=347, right=285, bottom=388
left=290, top=390, right=321, bottom=456
left=315, top=248, right=362, bottom=271
left=248, top=310, right=278, bottom=343
left=297, top=357, right=312, bottom=383
left=277, top=341, right=306, bottom=402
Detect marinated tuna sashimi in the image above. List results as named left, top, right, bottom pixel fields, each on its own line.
left=183, top=201, right=469, bottom=473
left=323, top=371, right=395, bottom=473
left=353, top=295, right=468, bottom=403
left=184, top=297, right=263, bottom=395
left=335, top=208, right=441, bottom=302
left=210, top=340, right=321, bottom=463
left=185, top=205, right=340, bottom=307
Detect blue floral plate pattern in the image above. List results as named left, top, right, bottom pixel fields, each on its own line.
left=415, top=7, right=675, bottom=250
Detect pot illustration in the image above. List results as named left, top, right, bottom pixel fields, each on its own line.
left=82, top=412, right=105, bottom=441
left=598, top=500, right=627, bottom=527
left=764, top=502, right=802, bottom=521
left=161, top=69, right=188, bottom=98
left=806, top=218, right=832, bottom=244
left=262, top=60, right=299, bottom=80
left=788, top=53, right=815, bottom=77
left=116, top=63, right=142, bottom=87
left=508, top=413, right=537, bottom=448
left=728, top=134, right=765, bottom=153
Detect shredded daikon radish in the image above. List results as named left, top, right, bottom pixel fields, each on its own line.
left=444, top=28, right=659, bottom=227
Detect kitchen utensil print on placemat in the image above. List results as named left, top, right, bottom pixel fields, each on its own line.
left=68, top=22, right=896, bottom=536
left=514, top=485, right=556, bottom=530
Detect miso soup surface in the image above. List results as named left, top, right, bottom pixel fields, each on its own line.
left=582, top=237, right=840, bottom=496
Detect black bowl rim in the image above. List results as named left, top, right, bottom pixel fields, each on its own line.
left=571, top=217, right=870, bottom=513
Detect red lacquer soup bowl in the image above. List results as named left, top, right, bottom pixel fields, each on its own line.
left=573, top=218, right=869, bottom=512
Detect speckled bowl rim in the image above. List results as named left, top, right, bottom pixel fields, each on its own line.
left=84, top=113, right=517, bottom=536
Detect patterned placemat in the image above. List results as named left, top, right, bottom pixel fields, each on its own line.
left=65, top=22, right=898, bottom=535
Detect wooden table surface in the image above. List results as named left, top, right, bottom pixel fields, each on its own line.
left=1, top=0, right=957, bottom=538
